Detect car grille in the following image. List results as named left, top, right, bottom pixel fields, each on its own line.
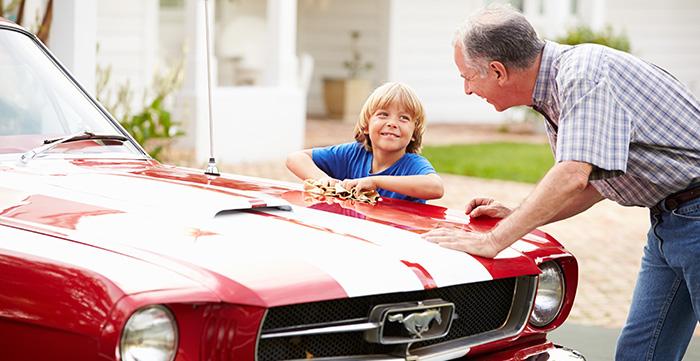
left=257, top=276, right=535, bottom=361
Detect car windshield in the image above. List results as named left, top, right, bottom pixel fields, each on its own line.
left=0, top=26, right=144, bottom=160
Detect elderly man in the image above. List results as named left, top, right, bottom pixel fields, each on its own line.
left=422, top=4, right=700, bottom=360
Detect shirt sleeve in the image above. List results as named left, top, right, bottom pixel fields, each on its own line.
left=556, top=76, right=631, bottom=180
left=311, top=143, right=354, bottom=180
left=404, top=154, right=437, bottom=175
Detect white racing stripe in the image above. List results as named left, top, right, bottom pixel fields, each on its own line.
left=39, top=204, right=494, bottom=298
left=75, top=211, right=423, bottom=297
left=0, top=222, right=205, bottom=294
left=2, top=160, right=495, bottom=298
left=1, top=163, right=285, bottom=218
left=251, top=206, right=494, bottom=288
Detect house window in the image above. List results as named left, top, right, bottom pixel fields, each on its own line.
left=215, top=0, right=267, bottom=86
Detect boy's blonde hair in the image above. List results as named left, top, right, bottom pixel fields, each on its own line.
left=353, top=82, right=426, bottom=154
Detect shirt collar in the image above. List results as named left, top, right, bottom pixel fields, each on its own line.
left=532, top=40, right=568, bottom=107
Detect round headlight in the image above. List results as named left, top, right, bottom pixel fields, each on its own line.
left=530, top=261, right=565, bottom=327
left=120, top=305, right=178, bottom=361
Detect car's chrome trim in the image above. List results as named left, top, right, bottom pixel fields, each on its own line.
left=530, top=261, right=566, bottom=327
left=524, top=346, right=585, bottom=360
left=258, top=276, right=538, bottom=361
left=261, top=316, right=370, bottom=335
left=261, top=322, right=380, bottom=339
left=0, top=24, right=150, bottom=159
left=407, top=275, right=537, bottom=359
left=365, top=299, right=455, bottom=344
left=254, top=308, right=268, bottom=361
left=258, top=349, right=469, bottom=361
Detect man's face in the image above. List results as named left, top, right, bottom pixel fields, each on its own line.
left=453, top=44, right=511, bottom=112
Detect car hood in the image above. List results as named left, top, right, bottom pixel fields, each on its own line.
left=0, top=159, right=566, bottom=307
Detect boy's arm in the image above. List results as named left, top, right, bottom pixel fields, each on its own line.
left=286, top=150, right=335, bottom=183
left=345, top=174, right=445, bottom=200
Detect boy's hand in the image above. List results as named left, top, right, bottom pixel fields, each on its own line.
left=316, top=176, right=340, bottom=188
left=341, top=177, right=377, bottom=192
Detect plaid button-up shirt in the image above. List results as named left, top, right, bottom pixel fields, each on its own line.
left=532, top=41, right=700, bottom=207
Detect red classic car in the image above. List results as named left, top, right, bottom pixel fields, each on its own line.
left=0, top=19, right=585, bottom=361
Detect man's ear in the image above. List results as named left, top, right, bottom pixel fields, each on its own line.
left=489, top=61, right=508, bottom=85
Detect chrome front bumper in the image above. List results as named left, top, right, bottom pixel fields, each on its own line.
left=525, top=346, right=586, bottom=361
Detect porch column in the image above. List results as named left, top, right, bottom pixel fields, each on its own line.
left=183, top=0, right=210, bottom=95
left=49, top=0, right=97, bottom=95
left=586, top=0, right=607, bottom=31
left=543, top=0, right=572, bottom=38
left=179, top=0, right=213, bottom=159
left=265, top=0, right=297, bottom=87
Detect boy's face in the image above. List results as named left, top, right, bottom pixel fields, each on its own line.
left=365, top=102, right=416, bottom=155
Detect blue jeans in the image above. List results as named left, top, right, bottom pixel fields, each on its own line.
left=615, top=197, right=700, bottom=360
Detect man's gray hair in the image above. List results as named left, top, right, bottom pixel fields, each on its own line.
left=455, top=4, right=544, bottom=72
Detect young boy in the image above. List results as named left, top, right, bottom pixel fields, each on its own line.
left=286, top=82, right=444, bottom=203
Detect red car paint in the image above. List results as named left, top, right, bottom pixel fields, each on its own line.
left=1, top=158, right=579, bottom=360
left=0, top=21, right=583, bottom=361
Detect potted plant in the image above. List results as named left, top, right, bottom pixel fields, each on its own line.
left=323, top=30, right=373, bottom=122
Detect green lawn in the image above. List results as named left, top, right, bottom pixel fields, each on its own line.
left=422, top=142, right=554, bottom=184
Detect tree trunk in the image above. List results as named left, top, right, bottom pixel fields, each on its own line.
left=36, top=0, right=53, bottom=43
left=16, top=0, right=25, bottom=25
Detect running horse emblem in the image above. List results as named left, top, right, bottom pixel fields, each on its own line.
left=387, top=309, right=442, bottom=338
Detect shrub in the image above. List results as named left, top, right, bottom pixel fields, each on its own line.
left=555, top=25, right=631, bottom=52
left=96, top=56, right=185, bottom=160
left=343, top=30, right=373, bottom=79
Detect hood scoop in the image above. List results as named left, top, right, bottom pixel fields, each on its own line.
left=182, top=196, right=292, bottom=219
left=215, top=203, right=291, bottom=217
left=3, top=169, right=295, bottom=220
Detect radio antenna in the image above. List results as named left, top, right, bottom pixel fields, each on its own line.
left=203, top=0, right=220, bottom=176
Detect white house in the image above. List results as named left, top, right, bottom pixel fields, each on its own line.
left=294, top=0, right=700, bottom=122
left=42, top=0, right=700, bottom=164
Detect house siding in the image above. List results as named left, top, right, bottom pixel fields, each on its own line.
left=96, top=0, right=159, bottom=105
left=299, top=0, right=700, bottom=123
left=297, top=0, right=388, bottom=117
left=607, top=0, right=700, bottom=96
left=386, top=0, right=504, bottom=123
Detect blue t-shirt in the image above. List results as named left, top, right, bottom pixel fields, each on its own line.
left=311, top=142, right=436, bottom=203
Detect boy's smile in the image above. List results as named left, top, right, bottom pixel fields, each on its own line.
left=379, top=130, right=400, bottom=138
left=366, top=103, right=416, bottom=155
